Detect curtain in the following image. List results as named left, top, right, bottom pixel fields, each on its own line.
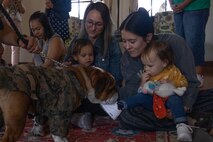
left=104, top=0, right=138, bottom=30
left=119, top=0, right=137, bottom=27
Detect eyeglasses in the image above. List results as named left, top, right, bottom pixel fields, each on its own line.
left=85, top=20, right=104, bottom=29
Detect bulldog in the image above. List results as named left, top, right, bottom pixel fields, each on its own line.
left=0, top=64, right=118, bottom=142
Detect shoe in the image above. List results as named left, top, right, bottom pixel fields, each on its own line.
left=70, top=112, right=92, bottom=130
left=197, top=74, right=204, bottom=88
left=176, top=123, right=193, bottom=141
left=31, top=118, right=45, bottom=136
left=51, top=134, right=68, bottom=142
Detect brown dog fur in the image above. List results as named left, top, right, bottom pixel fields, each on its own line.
left=0, top=65, right=118, bottom=142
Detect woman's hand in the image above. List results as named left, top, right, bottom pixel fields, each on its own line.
left=173, top=4, right=184, bottom=13
left=18, top=36, right=41, bottom=53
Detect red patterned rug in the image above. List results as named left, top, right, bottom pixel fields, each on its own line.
left=2, top=116, right=178, bottom=142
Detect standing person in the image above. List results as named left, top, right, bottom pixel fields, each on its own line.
left=118, top=7, right=200, bottom=141
left=64, top=2, right=122, bottom=130
left=2, top=0, right=25, bottom=66
left=117, top=40, right=192, bottom=141
left=69, top=38, right=94, bottom=67
left=45, top=0, right=71, bottom=42
left=168, top=0, right=211, bottom=87
left=29, top=11, right=66, bottom=68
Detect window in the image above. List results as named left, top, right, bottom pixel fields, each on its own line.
left=138, top=0, right=172, bottom=16
left=69, top=0, right=102, bottom=19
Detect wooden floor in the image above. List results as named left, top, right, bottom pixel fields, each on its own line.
left=202, top=61, right=213, bottom=90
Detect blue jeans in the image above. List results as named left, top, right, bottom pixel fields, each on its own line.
left=174, top=9, right=209, bottom=66
left=125, top=93, right=187, bottom=124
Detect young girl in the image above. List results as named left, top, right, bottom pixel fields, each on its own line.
left=69, top=39, right=95, bottom=130
left=29, top=11, right=66, bottom=68
left=118, top=40, right=192, bottom=141
left=70, top=38, right=94, bottom=67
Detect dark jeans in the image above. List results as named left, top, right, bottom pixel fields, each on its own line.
left=125, top=93, right=187, bottom=123
left=74, top=98, right=107, bottom=116
left=174, top=9, right=209, bottom=66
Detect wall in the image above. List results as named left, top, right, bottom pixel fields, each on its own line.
left=2, top=1, right=213, bottom=63
left=205, top=3, right=213, bottom=61
left=20, top=0, right=44, bottom=63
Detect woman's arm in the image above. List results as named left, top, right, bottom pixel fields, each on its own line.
left=169, top=0, right=192, bottom=13
left=42, top=36, right=66, bottom=68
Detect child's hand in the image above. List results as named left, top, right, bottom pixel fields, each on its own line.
left=141, top=72, right=150, bottom=86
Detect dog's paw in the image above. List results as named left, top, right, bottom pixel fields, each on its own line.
left=31, top=123, right=45, bottom=136
left=51, top=134, right=68, bottom=142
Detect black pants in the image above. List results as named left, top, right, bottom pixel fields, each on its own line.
left=74, top=99, right=107, bottom=116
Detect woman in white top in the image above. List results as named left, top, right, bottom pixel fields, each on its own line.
left=29, top=11, right=66, bottom=68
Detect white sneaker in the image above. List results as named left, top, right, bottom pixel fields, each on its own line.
left=176, top=123, right=193, bottom=141
left=51, top=134, right=68, bottom=142
left=197, top=74, right=204, bottom=88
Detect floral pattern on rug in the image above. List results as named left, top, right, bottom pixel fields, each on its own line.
left=7, top=116, right=178, bottom=142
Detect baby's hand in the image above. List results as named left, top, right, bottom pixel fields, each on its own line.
left=141, top=72, right=150, bottom=86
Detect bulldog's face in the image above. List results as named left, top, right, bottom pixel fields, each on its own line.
left=87, top=67, right=118, bottom=104
left=68, top=66, right=118, bottom=104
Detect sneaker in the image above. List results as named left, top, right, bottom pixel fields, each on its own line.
left=51, top=134, right=68, bottom=142
left=197, top=74, right=204, bottom=88
left=176, top=123, right=193, bottom=141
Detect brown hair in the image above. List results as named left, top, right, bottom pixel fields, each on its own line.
left=141, top=40, right=174, bottom=67
left=71, top=38, right=93, bottom=64
left=78, top=2, right=113, bottom=58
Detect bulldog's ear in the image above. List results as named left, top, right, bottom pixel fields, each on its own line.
left=93, top=73, right=116, bottom=101
left=94, top=77, right=108, bottom=98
